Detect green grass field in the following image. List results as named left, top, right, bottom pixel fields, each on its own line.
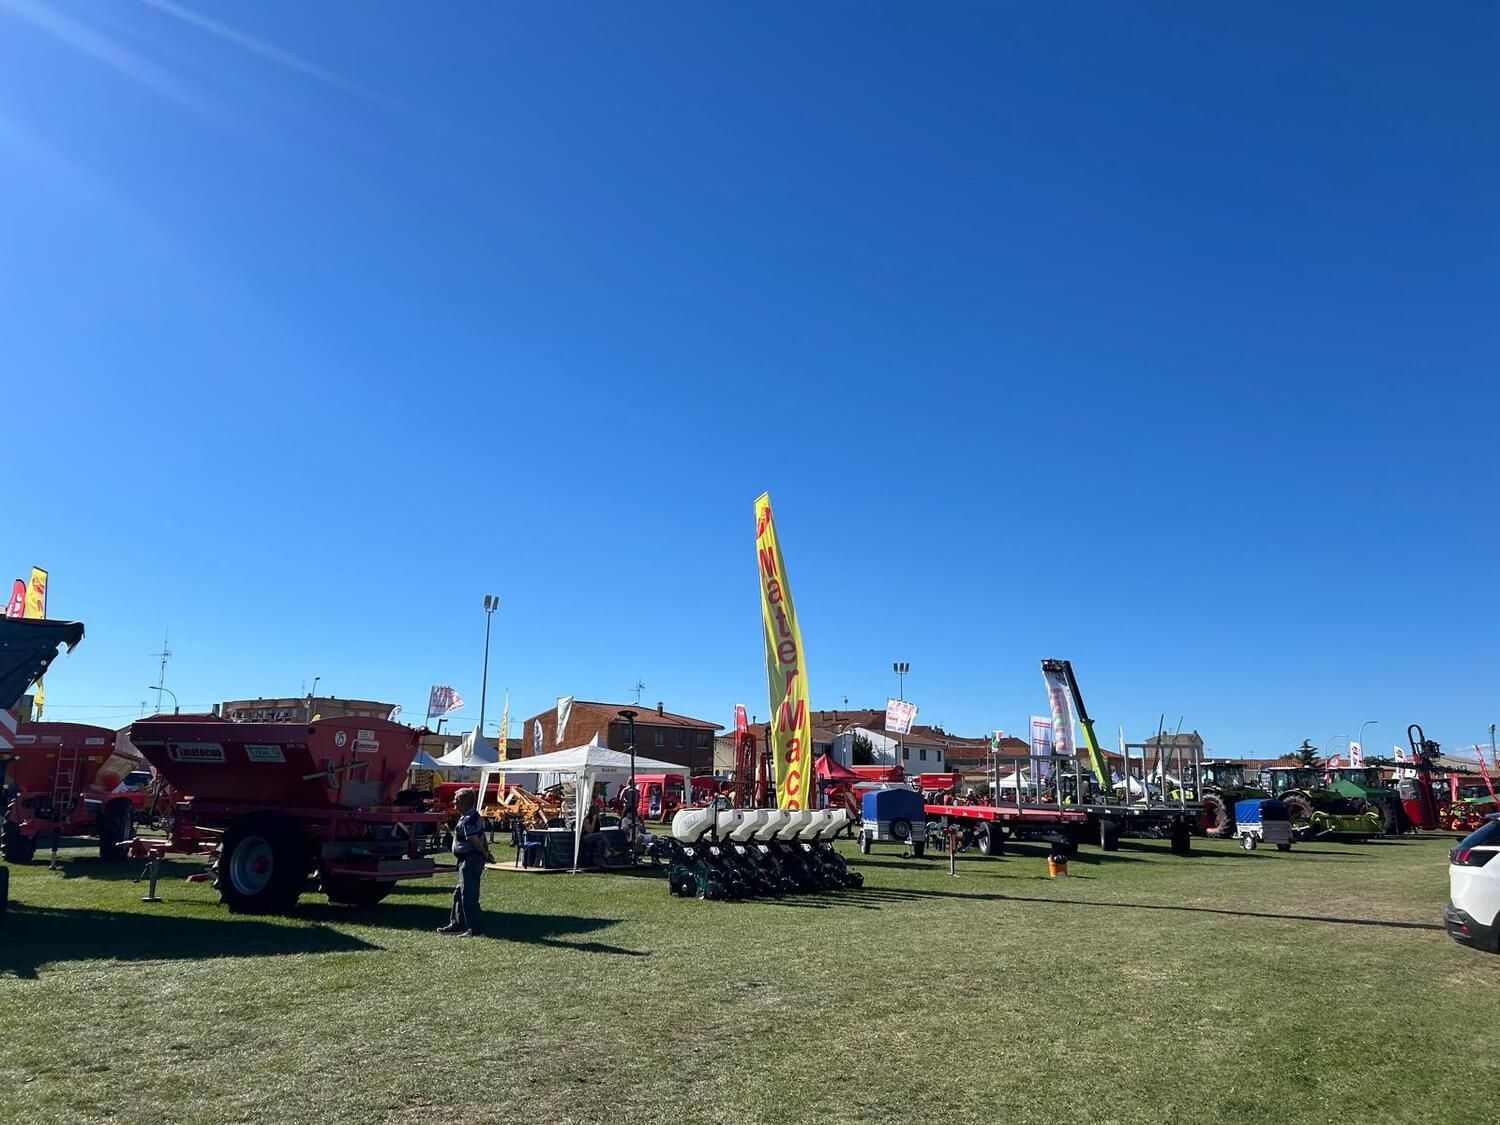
left=1, top=833, right=1493, bottom=1125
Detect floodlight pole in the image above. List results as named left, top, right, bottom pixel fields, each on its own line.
left=479, top=595, right=498, bottom=750
left=619, top=708, right=639, bottom=787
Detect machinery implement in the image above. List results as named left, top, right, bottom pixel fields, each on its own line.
left=0, top=615, right=86, bottom=920
left=1264, top=767, right=1382, bottom=840
left=663, top=807, right=862, bottom=900
left=2, top=723, right=145, bottom=864
left=127, top=715, right=446, bottom=913
left=1197, top=761, right=1272, bottom=837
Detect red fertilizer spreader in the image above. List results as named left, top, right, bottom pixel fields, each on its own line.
left=2, top=723, right=145, bottom=864
left=128, top=715, right=448, bottom=913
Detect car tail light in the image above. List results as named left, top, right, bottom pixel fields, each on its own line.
left=1450, top=847, right=1497, bottom=867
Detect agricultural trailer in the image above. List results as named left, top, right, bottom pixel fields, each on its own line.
left=127, top=715, right=448, bottom=913
left=1197, top=761, right=1272, bottom=837
left=2, top=722, right=145, bottom=864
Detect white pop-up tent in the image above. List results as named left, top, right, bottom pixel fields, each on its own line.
left=995, top=769, right=1032, bottom=790
left=436, top=724, right=500, bottom=768
left=409, top=748, right=450, bottom=770
left=475, top=733, right=685, bottom=871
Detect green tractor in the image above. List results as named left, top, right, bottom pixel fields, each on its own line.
left=1264, top=767, right=1383, bottom=840
left=1197, top=761, right=1271, bottom=837
left=1324, top=766, right=1403, bottom=835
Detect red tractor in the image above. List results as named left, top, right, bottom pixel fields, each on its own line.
left=2, top=722, right=146, bottom=863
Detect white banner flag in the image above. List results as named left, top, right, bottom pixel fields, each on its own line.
left=1039, top=668, right=1076, bottom=757
left=1348, top=741, right=1363, bottom=768
left=556, top=695, right=574, bottom=746
left=885, top=698, right=917, bottom=736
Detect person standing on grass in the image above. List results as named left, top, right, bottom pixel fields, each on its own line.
left=439, top=788, right=492, bottom=938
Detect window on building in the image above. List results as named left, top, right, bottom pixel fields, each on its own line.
left=919, top=747, right=927, bottom=762
left=935, top=750, right=943, bottom=764
left=902, top=747, right=910, bottom=760
left=676, top=731, right=685, bottom=747
left=654, top=731, right=665, bottom=748
left=697, top=731, right=710, bottom=747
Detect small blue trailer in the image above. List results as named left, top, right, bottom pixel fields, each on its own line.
left=859, top=787, right=928, bottom=857
left=1235, top=798, right=1293, bottom=852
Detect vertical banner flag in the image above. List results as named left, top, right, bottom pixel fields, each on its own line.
left=532, top=720, right=542, bottom=755
left=4, top=579, right=24, bottom=618
left=23, top=567, right=47, bottom=717
left=885, top=698, right=918, bottom=736
left=735, top=703, right=749, bottom=740
left=499, top=691, right=510, bottom=759
left=1029, top=716, right=1054, bottom=755
left=754, top=492, right=814, bottom=810
left=556, top=696, right=574, bottom=748
left=426, top=685, right=464, bottom=721
left=1039, top=665, right=1076, bottom=757
left=1348, top=741, right=1364, bottom=768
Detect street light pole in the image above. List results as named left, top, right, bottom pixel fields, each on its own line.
left=892, top=662, right=910, bottom=772
left=148, top=685, right=179, bottom=714
left=1356, top=719, right=1377, bottom=762
left=479, top=595, right=498, bottom=749
left=618, top=709, right=639, bottom=787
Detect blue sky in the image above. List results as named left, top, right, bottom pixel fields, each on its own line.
left=2, top=1, right=1495, bottom=758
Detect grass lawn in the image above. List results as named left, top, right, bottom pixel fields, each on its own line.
left=1, top=832, right=1494, bottom=1125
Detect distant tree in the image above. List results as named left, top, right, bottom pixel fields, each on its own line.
left=851, top=733, right=875, bottom=766
left=1295, top=739, right=1319, bottom=767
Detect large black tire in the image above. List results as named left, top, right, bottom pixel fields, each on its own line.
left=322, top=878, right=394, bottom=907
left=976, top=823, right=1004, bottom=857
left=1169, top=820, right=1193, bottom=855
left=1282, top=794, right=1315, bottom=838
left=1098, top=818, right=1121, bottom=852
left=215, top=813, right=306, bottom=914
left=1379, top=800, right=1399, bottom=836
left=2, top=820, right=34, bottom=864
left=98, top=800, right=134, bottom=862
left=889, top=818, right=912, bottom=842
left=1200, top=793, right=1232, bottom=837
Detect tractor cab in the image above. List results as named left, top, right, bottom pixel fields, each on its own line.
left=1201, top=762, right=1248, bottom=790
left=1266, top=767, right=1322, bottom=796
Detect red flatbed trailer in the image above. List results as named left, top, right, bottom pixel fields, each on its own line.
left=924, top=800, right=1089, bottom=856
left=127, top=715, right=448, bottom=913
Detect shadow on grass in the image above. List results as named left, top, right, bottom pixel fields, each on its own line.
left=1, top=903, right=377, bottom=980
left=781, top=883, right=1443, bottom=932
left=298, top=899, right=649, bottom=957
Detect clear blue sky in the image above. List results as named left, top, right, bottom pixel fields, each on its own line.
left=3, top=1, right=1496, bottom=758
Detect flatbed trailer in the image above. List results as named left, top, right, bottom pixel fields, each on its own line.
left=924, top=801, right=1090, bottom=856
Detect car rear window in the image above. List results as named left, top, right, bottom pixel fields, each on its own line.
left=1456, top=820, right=1500, bottom=850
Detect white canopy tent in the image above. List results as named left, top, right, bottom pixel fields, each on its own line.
left=436, top=724, right=500, bottom=768
left=474, top=734, right=686, bottom=871
left=409, top=748, right=451, bottom=770
left=995, top=769, right=1032, bottom=790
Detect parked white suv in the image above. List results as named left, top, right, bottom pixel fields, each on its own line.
left=1446, top=814, right=1500, bottom=952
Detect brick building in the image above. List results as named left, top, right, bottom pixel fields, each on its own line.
left=521, top=700, right=721, bottom=773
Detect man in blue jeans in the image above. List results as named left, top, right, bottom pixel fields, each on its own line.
left=439, top=788, right=492, bottom=937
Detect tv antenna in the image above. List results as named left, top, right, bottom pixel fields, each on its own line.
left=151, top=631, right=171, bottom=714
left=630, top=678, right=646, bottom=704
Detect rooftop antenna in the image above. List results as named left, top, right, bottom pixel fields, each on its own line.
left=631, top=678, right=645, bottom=704
left=151, top=631, right=171, bottom=715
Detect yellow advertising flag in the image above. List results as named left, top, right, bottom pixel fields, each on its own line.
left=23, top=566, right=48, bottom=717
left=754, top=493, right=814, bottom=810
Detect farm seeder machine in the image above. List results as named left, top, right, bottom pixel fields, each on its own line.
left=662, top=807, right=864, bottom=900
left=126, top=714, right=449, bottom=913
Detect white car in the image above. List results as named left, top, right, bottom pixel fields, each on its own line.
left=1446, top=814, right=1500, bottom=952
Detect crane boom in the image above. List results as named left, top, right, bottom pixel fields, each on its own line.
left=1040, top=658, right=1111, bottom=790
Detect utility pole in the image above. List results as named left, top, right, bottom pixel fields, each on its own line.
left=152, top=632, right=171, bottom=715
left=479, top=595, right=498, bottom=750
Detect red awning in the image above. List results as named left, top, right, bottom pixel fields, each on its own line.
left=813, top=752, right=862, bottom=782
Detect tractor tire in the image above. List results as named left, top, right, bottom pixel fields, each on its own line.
left=1379, top=801, right=1399, bottom=837
left=98, top=800, right=134, bottom=862
left=322, top=877, right=394, bottom=907
left=2, top=820, right=35, bottom=864
left=911, top=842, right=926, bottom=858
left=889, top=818, right=912, bottom=842
left=858, top=834, right=871, bottom=854
left=976, top=824, right=1004, bottom=857
left=1200, top=793, right=1232, bottom=837
left=1169, top=820, right=1193, bottom=856
left=215, top=813, right=306, bottom=914
left=1282, top=793, right=1314, bottom=828
left=1098, top=818, right=1121, bottom=852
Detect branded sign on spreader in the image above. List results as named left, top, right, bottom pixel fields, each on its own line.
left=167, top=742, right=225, bottom=764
